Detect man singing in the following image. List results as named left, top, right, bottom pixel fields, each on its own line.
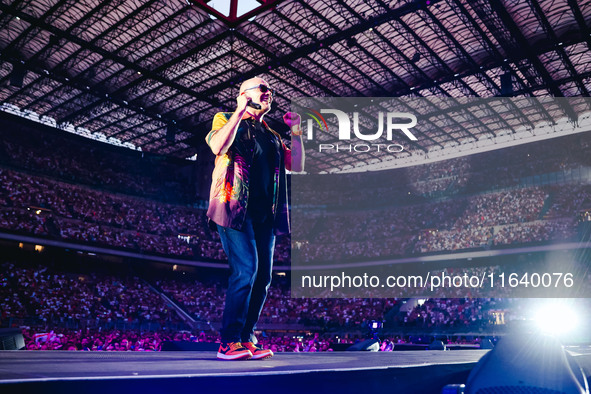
left=205, top=77, right=304, bottom=360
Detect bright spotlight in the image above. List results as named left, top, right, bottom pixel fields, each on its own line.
left=533, top=301, right=579, bottom=335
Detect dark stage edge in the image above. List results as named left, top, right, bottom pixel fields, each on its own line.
left=0, top=350, right=489, bottom=394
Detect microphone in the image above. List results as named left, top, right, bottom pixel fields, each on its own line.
left=247, top=100, right=262, bottom=110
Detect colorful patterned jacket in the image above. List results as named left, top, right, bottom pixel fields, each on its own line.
left=205, top=112, right=290, bottom=235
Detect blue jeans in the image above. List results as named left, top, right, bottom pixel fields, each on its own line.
left=217, top=216, right=275, bottom=343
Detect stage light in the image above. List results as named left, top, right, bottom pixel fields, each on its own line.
left=533, top=301, right=579, bottom=335
left=448, top=333, right=589, bottom=394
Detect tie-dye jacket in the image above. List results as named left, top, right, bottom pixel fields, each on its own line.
left=205, top=112, right=290, bottom=235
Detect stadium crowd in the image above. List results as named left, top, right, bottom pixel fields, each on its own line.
left=0, top=167, right=291, bottom=263
left=2, top=163, right=588, bottom=262
left=0, top=261, right=182, bottom=327
left=3, top=248, right=589, bottom=352
left=0, top=120, right=194, bottom=203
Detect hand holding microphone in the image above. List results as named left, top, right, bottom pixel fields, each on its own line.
left=237, top=92, right=262, bottom=112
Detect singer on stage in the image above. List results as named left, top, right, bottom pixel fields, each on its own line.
left=205, top=77, right=304, bottom=360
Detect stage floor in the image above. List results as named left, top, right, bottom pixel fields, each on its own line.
left=0, top=350, right=489, bottom=382
left=3, top=349, right=591, bottom=394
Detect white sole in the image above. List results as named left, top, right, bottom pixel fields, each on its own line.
left=217, top=352, right=252, bottom=360
left=251, top=352, right=274, bottom=360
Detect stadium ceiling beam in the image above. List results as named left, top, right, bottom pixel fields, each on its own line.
left=44, top=26, right=226, bottom=127
left=18, top=0, right=170, bottom=113
left=329, top=2, right=446, bottom=150
left=104, top=39, right=253, bottom=140
left=2, top=0, right=150, bottom=84
left=446, top=0, right=536, bottom=132
left=567, top=0, right=591, bottom=51
left=449, top=0, right=530, bottom=93
left=415, top=6, right=523, bottom=138
left=197, top=0, right=448, bottom=95
left=0, top=0, right=26, bottom=26
left=53, top=24, right=227, bottom=127
left=290, top=1, right=398, bottom=96
left=486, top=0, right=578, bottom=123
left=163, top=30, right=341, bottom=128
left=83, top=51, right=234, bottom=138
left=418, top=11, right=504, bottom=95
left=188, top=0, right=288, bottom=28
left=0, top=0, right=99, bottom=107
left=333, top=24, right=460, bottom=149
left=0, top=51, right=171, bottom=134
left=84, top=106, right=158, bottom=142
left=526, top=0, right=590, bottom=97
left=511, top=70, right=591, bottom=96
left=391, top=16, right=481, bottom=144
left=0, top=2, right=221, bottom=123
left=337, top=6, right=472, bottom=148
left=0, top=0, right=73, bottom=57
left=239, top=13, right=434, bottom=156
left=466, top=0, right=559, bottom=125
left=244, top=15, right=348, bottom=96
left=87, top=15, right=224, bottom=103
left=41, top=13, right=218, bottom=125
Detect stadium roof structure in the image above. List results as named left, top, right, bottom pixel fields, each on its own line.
left=0, top=0, right=590, bottom=173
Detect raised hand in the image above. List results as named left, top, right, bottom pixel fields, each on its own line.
left=283, top=112, right=301, bottom=128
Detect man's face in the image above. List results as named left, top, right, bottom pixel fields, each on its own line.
left=240, top=78, right=274, bottom=113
